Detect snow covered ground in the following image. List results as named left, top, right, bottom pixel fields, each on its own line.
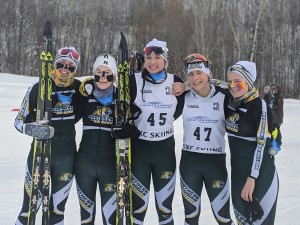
left=0, top=73, right=299, bottom=225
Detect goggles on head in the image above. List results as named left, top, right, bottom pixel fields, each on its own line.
left=144, top=46, right=164, bottom=56
left=185, top=53, right=209, bottom=69
left=57, top=47, right=80, bottom=63
left=56, top=61, right=76, bottom=73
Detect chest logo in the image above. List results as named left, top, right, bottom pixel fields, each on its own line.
left=53, top=102, right=73, bottom=115
left=89, top=106, right=113, bottom=124
left=165, top=86, right=172, bottom=95
left=225, top=113, right=240, bottom=132
left=213, top=102, right=219, bottom=111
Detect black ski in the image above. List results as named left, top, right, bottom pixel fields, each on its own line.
left=115, top=32, right=133, bottom=225
left=27, top=20, right=53, bottom=225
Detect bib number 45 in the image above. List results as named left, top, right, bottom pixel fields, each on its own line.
left=147, top=113, right=167, bottom=126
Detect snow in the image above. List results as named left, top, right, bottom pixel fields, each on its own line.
left=0, top=73, right=299, bottom=225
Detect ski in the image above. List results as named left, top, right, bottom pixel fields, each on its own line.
left=267, top=90, right=281, bottom=157
left=115, top=32, right=133, bottom=225
left=27, top=21, right=53, bottom=225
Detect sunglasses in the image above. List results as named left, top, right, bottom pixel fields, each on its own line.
left=144, top=46, right=164, bottom=56
left=58, top=48, right=80, bottom=62
left=56, top=62, right=76, bottom=72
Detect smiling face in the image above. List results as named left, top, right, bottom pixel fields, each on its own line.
left=188, top=70, right=210, bottom=97
left=227, top=72, right=249, bottom=98
left=144, top=54, right=165, bottom=74
left=94, top=65, right=114, bottom=90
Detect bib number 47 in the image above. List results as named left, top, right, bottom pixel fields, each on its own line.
left=194, top=127, right=212, bottom=141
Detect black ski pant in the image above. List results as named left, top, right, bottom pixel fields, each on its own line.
left=229, top=137, right=279, bottom=225
left=16, top=141, right=76, bottom=225
left=75, top=130, right=116, bottom=225
left=131, top=136, right=176, bottom=225
left=180, top=151, right=234, bottom=225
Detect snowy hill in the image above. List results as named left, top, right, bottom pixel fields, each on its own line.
left=0, top=73, right=299, bottom=224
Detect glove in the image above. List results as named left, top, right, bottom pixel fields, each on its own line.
left=112, top=123, right=141, bottom=139
left=22, top=120, right=55, bottom=139
left=243, top=196, right=264, bottom=224
left=129, top=104, right=142, bottom=120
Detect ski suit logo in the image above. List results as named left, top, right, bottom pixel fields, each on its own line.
left=104, top=184, right=116, bottom=192
left=211, top=180, right=225, bottom=189
left=160, top=171, right=173, bottom=180
left=59, top=173, right=73, bottom=182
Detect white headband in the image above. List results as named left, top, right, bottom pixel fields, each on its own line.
left=187, top=62, right=211, bottom=77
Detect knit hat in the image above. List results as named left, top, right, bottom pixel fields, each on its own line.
left=93, top=53, right=118, bottom=76
left=144, top=38, right=168, bottom=63
left=228, top=61, right=257, bottom=88
left=54, top=47, right=80, bottom=69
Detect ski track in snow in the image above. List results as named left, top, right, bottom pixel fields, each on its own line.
left=0, top=73, right=299, bottom=225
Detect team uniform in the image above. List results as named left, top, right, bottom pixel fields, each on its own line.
left=179, top=81, right=234, bottom=225
left=130, top=70, right=184, bottom=225
left=75, top=78, right=117, bottom=225
left=225, top=97, right=279, bottom=224
left=14, top=79, right=81, bottom=225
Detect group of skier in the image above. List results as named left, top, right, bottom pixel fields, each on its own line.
left=14, top=37, right=279, bottom=225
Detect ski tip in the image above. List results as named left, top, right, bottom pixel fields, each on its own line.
left=43, top=21, right=52, bottom=39
left=119, top=32, right=127, bottom=50
left=11, top=108, right=20, bottom=112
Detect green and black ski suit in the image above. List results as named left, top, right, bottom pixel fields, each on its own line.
left=14, top=79, right=81, bottom=225
left=75, top=79, right=118, bottom=225
left=225, top=96, right=279, bottom=225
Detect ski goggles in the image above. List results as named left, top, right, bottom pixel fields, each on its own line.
left=185, top=54, right=209, bottom=69
left=56, top=62, right=76, bottom=72
left=144, top=46, right=165, bottom=56
left=57, top=48, right=80, bottom=63
left=185, top=54, right=208, bottom=64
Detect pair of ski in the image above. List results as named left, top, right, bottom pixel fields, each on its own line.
left=115, top=32, right=135, bottom=225
left=27, top=21, right=53, bottom=225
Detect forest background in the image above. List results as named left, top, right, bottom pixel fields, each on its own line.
left=1, top=0, right=299, bottom=98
